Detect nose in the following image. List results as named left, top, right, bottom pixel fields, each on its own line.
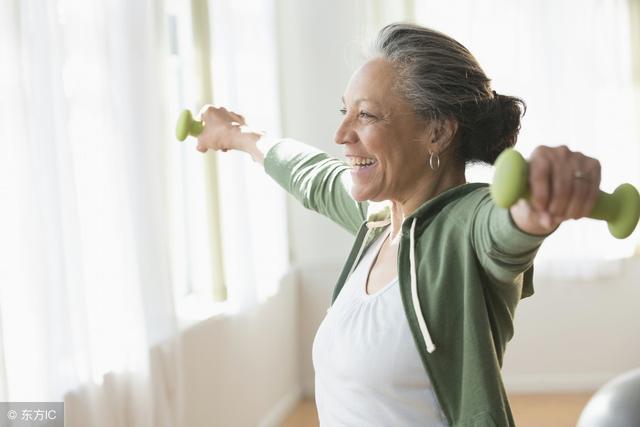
left=334, top=117, right=356, bottom=146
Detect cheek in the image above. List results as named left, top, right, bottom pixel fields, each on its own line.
left=359, top=129, right=416, bottom=179
left=360, top=132, right=390, bottom=160
left=381, top=148, right=423, bottom=182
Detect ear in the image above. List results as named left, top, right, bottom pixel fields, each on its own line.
left=430, top=117, right=458, bottom=150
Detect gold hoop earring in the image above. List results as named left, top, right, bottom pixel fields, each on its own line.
left=429, top=151, right=440, bottom=171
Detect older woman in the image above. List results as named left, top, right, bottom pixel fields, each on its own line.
left=194, top=23, right=600, bottom=427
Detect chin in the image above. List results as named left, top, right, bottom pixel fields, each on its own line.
left=351, top=187, right=382, bottom=203
left=350, top=188, right=368, bottom=202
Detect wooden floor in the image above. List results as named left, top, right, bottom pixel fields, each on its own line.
left=280, top=393, right=593, bottom=427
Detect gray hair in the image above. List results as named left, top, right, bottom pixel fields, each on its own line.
left=370, top=23, right=526, bottom=165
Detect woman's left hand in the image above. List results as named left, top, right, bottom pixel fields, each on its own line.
left=509, top=145, right=601, bottom=236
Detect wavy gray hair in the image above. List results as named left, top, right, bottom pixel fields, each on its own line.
left=370, top=23, right=526, bottom=165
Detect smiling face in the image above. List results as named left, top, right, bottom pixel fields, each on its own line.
left=335, top=57, right=435, bottom=203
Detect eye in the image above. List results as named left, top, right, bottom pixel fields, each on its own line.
left=359, top=111, right=376, bottom=119
left=339, top=108, right=377, bottom=120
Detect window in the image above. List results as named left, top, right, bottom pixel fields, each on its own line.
left=417, top=0, right=640, bottom=279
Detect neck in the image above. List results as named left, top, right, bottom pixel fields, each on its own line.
left=387, top=166, right=466, bottom=244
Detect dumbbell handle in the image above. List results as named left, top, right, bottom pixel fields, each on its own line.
left=491, top=149, right=640, bottom=239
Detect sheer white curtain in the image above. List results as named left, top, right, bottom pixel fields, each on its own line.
left=165, top=0, right=289, bottom=317
left=207, top=0, right=290, bottom=311
left=0, top=0, right=184, bottom=425
left=415, top=0, right=640, bottom=280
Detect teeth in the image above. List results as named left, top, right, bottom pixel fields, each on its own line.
left=348, top=157, right=376, bottom=167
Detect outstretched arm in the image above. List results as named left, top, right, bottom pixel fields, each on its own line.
left=258, top=137, right=368, bottom=236
left=471, top=144, right=602, bottom=288
left=193, top=105, right=368, bottom=235
left=470, top=192, right=549, bottom=288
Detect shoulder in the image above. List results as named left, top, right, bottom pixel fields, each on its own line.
left=443, top=185, right=493, bottom=221
left=423, top=185, right=497, bottom=242
left=460, top=184, right=492, bottom=204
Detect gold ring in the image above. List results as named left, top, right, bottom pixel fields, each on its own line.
left=573, top=170, right=589, bottom=180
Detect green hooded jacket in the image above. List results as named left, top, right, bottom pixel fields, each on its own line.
left=263, top=138, right=549, bottom=426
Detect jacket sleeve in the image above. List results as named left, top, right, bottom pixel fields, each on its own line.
left=262, top=138, right=368, bottom=236
left=469, top=189, right=549, bottom=297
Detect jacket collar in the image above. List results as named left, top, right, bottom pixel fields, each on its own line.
left=365, top=203, right=392, bottom=229
left=405, top=182, right=487, bottom=224
left=365, top=183, right=488, bottom=228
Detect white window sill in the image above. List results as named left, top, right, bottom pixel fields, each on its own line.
left=176, top=293, right=239, bottom=330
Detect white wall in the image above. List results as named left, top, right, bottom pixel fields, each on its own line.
left=502, top=257, right=640, bottom=393
left=178, top=270, right=301, bottom=427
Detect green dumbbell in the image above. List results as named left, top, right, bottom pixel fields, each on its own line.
left=175, top=109, right=204, bottom=141
left=491, top=148, right=640, bottom=239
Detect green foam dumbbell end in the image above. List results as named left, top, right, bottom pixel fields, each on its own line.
left=606, top=183, right=640, bottom=239
left=176, top=109, right=204, bottom=141
left=491, top=148, right=529, bottom=209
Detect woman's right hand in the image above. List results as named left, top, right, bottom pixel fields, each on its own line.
left=195, top=105, right=251, bottom=154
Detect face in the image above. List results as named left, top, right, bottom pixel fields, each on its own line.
left=335, top=57, right=432, bottom=203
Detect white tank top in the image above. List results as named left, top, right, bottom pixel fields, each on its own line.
left=312, top=226, right=448, bottom=426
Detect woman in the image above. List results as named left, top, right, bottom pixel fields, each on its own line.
left=194, top=23, right=601, bottom=426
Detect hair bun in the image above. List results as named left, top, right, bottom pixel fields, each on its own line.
left=459, top=92, right=526, bottom=165
left=492, top=93, right=526, bottom=163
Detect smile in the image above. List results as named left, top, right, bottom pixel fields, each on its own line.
left=346, top=156, right=377, bottom=168
left=348, top=158, right=378, bottom=177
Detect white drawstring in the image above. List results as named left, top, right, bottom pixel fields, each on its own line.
left=410, top=218, right=437, bottom=353
left=342, top=217, right=436, bottom=353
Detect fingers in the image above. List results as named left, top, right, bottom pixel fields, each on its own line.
left=587, top=159, right=602, bottom=214
left=198, top=104, right=245, bottom=124
left=228, top=111, right=245, bottom=125
left=193, top=105, right=248, bottom=154
left=579, top=158, right=601, bottom=218
left=564, top=154, right=600, bottom=219
left=529, top=146, right=553, bottom=213
left=547, top=145, right=573, bottom=218
left=198, top=104, right=216, bottom=121
left=564, top=179, right=588, bottom=219
left=528, top=145, right=601, bottom=224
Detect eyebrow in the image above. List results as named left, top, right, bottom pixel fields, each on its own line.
left=341, top=96, right=380, bottom=106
